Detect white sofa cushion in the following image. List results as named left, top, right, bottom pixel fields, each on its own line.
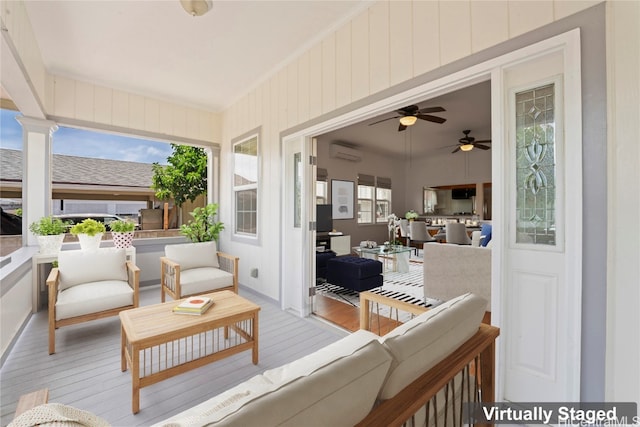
left=55, top=280, right=134, bottom=320
left=165, top=241, right=219, bottom=270
left=58, top=248, right=127, bottom=291
left=156, top=330, right=393, bottom=427
left=378, top=293, right=487, bottom=400
left=179, top=267, right=234, bottom=295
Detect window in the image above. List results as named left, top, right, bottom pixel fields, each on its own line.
left=357, top=174, right=391, bottom=224
left=233, top=134, right=259, bottom=237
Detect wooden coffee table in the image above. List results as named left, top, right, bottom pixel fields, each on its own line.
left=119, top=290, right=260, bottom=413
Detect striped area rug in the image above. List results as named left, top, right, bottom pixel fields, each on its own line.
left=317, top=261, right=442, bottom=310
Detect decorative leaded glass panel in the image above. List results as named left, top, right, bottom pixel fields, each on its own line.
left=515, top=83, right=556, bottom=245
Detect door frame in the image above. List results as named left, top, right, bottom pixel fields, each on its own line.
left=281, top=28, right=582, bottom=401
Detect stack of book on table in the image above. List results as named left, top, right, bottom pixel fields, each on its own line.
left=172, top=296, right=214, bottom=315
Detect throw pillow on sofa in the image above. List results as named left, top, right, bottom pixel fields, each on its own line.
left=480, top=223, right=492, bottom=247
left=377, top=292, right=487, bottom=400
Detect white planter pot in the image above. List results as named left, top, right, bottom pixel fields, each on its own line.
left=37, top=234, right=65, bottom=255
left=112, top=231, right=134, bottom=249
left=77, top=233, right=103, bottom=251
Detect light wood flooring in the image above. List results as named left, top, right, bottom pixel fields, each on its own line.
left=0, top=286, right=348, bottom=426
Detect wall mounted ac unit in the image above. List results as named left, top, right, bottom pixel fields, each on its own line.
left=330, top=143, right=362, bottom=162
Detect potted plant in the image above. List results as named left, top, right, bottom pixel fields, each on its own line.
left=70, top=218, right=106, bottom=251
left=109, top=219, right=137, bottom=249
left=29, top=216, right=69, bottom=254
left=180, top=203, right=224, bottom=243
left=405, top=210, right=419, bottom=221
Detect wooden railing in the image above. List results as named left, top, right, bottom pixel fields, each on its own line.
left=357, top=292, right=499, bottom=427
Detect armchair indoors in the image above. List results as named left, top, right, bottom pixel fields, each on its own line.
left=47, top=248, right=139, bottom=354
left=445, top=222, right=472, bottom=245
left=409, top=220, right=436, bottom=254
left=160, top=241, right=238, bottom=302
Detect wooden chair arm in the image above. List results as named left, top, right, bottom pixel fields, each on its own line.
left=46, top=268, right=60, bottom=291
left=126, top=261, right=140, bottom=307
left=160, top=256, right=180, bottom=270
left=217, top=252, right=239, bottom=293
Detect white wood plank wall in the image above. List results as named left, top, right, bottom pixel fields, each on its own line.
left=218, top=0, right=599, bottom=299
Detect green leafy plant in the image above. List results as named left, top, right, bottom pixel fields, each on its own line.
left=151, top=144, right=207, bottom=208
left=29, top=216, right=68, bottom=236
left=70, top=218, right=106, bottom=236
left=405, top=210, right=419, bottom=220
left=109, top=219, right=136, bottom=232
left=180, top=204, right=224, bottom=243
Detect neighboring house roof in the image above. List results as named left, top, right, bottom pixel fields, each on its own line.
left=0, top=148, right=154, bottom=189
left=0, top=148, right=154, bottom=199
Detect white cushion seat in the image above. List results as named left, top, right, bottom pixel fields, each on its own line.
left=55, top=280, right=134, bottom=321
left=178, top=267, right=234, bottom=296
left=47, top=248, right=139, bottom=354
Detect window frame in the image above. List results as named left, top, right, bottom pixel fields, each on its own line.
left=357, top=174, right=392, bottom=225
left=231, top=128, right=261, bottom=245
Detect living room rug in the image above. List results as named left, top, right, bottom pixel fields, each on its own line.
left=316, top=260, right=442, bottom=311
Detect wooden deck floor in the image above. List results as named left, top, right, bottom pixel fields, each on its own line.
left=0, top=286, right=348, bottom=426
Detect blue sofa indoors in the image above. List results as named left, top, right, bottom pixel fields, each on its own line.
left=326, top=256, right=383, bottom=292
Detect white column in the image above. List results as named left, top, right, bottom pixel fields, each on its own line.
left=205, top=147, right=219, bottom=205
left=17, top=117, right=58, bottom=247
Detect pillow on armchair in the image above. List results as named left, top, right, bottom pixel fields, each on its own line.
left=164, top=241, right=220, bottom=269
left=480, top=224, right=492, bottom=247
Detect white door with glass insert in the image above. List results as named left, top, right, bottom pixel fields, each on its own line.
left=497, top=33, right=582, bottom=402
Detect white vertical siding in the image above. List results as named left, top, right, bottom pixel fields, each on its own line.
left=413, top=1, right=441, bottom=76
left=389, top=1, right=413, bottom=86
left=219, top=0, right=599, bottom=300
left=351, top=12, right=370, bottom=102
left=508, top=1, right=554, bottom=38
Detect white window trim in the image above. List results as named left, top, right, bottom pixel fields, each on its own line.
left=231, top=128, right=261, bottom=245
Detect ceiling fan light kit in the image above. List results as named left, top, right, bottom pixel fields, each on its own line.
left=399, top=116, right=418, bottom=126
left=180, top=0, right=213, bottom=17
left=460, top=144, right=474, bottom=152
left=369, top=105, right=446, bottom=132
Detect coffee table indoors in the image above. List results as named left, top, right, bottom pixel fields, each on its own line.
left=353, top=245, right=412, bottom=273
left=119, top=290, right=260, bottom=414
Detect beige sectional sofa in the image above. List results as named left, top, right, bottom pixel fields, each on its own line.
left=154, top=292, right=489, bottom=427
left=423, top=243, right=492, bottom=311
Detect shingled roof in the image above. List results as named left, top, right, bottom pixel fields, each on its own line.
left=1, top=148, right=153, bottom=188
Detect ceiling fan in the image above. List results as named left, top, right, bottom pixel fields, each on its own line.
left=451, top=130, right=491, bottom=153
left=369, top=105, right=446, bottom=132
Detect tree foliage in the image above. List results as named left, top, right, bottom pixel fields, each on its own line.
left=151, top=144, right=207, bottom=207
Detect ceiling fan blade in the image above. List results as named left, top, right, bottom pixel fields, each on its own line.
left=475, top=144, right=491, bottom=150
left=418, top=106, right=445, bottom=114
left=417, top=114, right=447, bottom=124
left=475, top=139, right=492, bottom=143
left=452, top=146, right=461, bottom=154
left=398, top=123, right=407, bottom=132
left=369, top=116, right=400, bottom=126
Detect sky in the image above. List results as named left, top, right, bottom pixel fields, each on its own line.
left=0, top=109, right=172, bottom=165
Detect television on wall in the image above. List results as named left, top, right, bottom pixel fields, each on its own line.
left=316, top=204, right=333, bottom=233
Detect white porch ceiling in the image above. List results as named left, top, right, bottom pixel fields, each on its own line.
left=21, top=1, right=491, bottom=157
left=24, top=0, right=370, bottom=112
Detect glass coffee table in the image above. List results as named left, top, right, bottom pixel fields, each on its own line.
left=353, top=245, right=412, bottom=273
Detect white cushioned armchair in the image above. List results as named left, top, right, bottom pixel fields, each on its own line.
left=160, top=241, right=239, bottom=302
left=47, top=248, right=140, bottom=354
